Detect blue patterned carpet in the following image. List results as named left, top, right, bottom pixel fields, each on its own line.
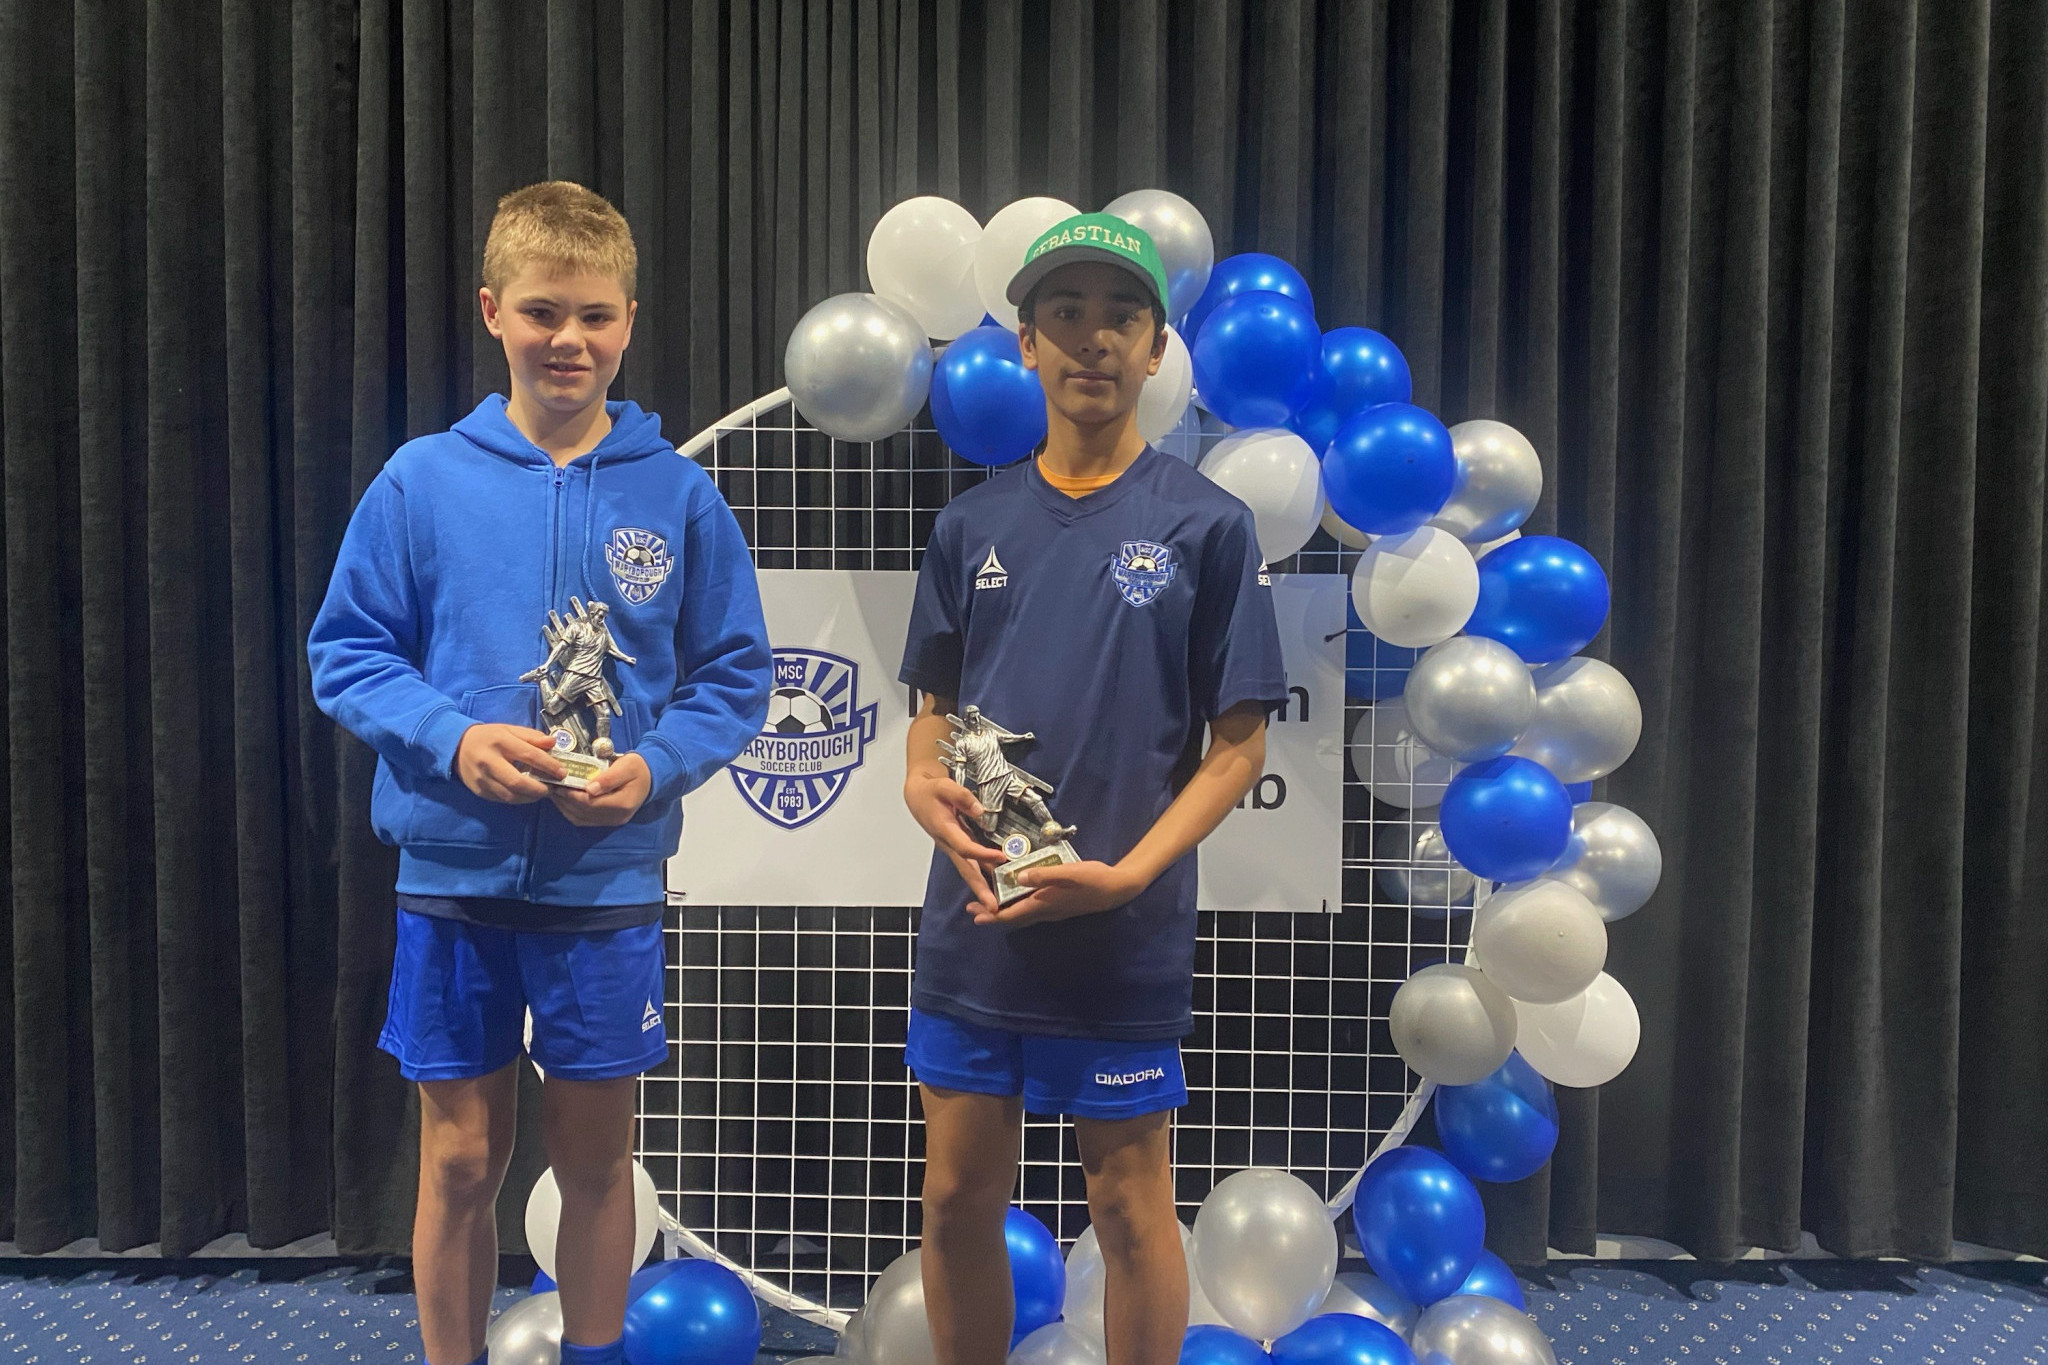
left=1, top=1259, right=2043, bottom=1364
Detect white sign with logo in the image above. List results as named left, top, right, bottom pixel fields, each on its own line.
left=668, top=570, right=1342, bottom=911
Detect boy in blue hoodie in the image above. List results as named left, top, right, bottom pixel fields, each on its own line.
left=309, top=181, right=771, bottom=1365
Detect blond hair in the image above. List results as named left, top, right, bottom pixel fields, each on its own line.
left=482, top=181, right=638, bottom=299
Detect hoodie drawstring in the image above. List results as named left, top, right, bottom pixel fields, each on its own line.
left=581, top=447, right=602, bottom=603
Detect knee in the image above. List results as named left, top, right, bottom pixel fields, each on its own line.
left=422, top=1134, right=505, bottom=1207
left=551, top=1150, right=633, bottom=1205
left=1086, top=1183, right=1172, bottom=1266
left=921, top=1162, right=1013, bottom=1233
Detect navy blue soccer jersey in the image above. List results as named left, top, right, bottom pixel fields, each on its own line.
left=900, top=447, right=1288, bottom=1039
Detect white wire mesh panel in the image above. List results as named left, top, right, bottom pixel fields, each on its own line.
left=639, top=395, right=1476, bottom=1321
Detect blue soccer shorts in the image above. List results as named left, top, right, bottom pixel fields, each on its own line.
left=379, top=910, right=669, bottom=1082
left=905, top=1007, right=1188, bottom=1119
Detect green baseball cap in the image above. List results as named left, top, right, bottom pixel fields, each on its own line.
left=1006, top=212, right=1172, bottom=319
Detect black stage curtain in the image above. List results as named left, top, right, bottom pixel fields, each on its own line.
left=1, top=0, right=2043, bottom=1264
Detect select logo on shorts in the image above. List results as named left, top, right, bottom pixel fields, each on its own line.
left=727, top=648, right=879, bottom=829
left=1094, top=1067, right=1168, bottom=1086
left=641, top=1000, right=661, bottom=1033
left=1110, top=540, right=1177, bottom=607
left=605, top=527, right=674, bottom=605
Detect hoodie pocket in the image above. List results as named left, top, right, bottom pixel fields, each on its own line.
left=535, top=696, right=680, bottom=871
left=400, top=685, right=543, bottom=848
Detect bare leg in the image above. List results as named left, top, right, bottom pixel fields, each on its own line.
left=543, top=1075, right=641, bottom=1348
left=919, top=1085, right=1024, bottom=1365
left=1077, top=1112, right=1185, bottom=1365
left=414, top=1064, right=519, bottom=1365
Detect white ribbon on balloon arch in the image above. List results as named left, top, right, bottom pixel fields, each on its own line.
left=650, top=387, right=1439, bottom=1329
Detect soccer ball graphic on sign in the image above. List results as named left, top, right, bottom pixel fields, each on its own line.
left=766, top=686, right=831, bottom=735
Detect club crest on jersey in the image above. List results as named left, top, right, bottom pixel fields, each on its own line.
left=727, top=648, right=879, bottom=829
left=605, top=528, right=674, bottom=605
left=1110, top=540, right=1178, bottom=607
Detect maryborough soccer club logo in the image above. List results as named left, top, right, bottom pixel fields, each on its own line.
left=1110, top=540, right=1178, bottom=607
left=728, top=648, right=879, bottom=829
left=605, top=527, right=674, bottom=605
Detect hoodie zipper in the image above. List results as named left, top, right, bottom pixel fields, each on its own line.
left=520, top=461, right=570, bottom=900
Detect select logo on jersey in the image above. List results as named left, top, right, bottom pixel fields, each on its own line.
left=1110, top=540, right=1178, bottom=607
left=728, top=648, right=879, bottom=829
left=975, top=546, right=1010, bottom=590
left=605, top=527, right=674, bottom=605
left=1094, top=1066, right=1168, bottom=1086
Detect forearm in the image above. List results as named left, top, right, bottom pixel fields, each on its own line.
left=1116, top=704, right=1267, bottom=891
left=905, top=694, right=958, bottom=788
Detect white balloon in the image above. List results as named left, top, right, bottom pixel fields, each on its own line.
left=1512, top=971, right=1641, bottom=1087
left=1350, top=527, right=1480, bottom=648
left=1431, top=420, right=1544, bottom=542
left=1510, top=657, right=1643, bottom=783
left=1322, top=501, right=1373, bottom=549
left=867, top=196, right=984, bottom=339
left=1388, top=962, right=1518, bottom=1084
left=1200, top=428, right=1325, bottom=563
left=1544, top=802, right=1662, bottom=922
left=1319, top=1271, right=1418, bottom=1337
left=524, top=1162, right=660, bottom=1282
left=487, top=1290, right=563, bottom=1365
left=864, top=1249, right=938, bottom=1365
left=974, top=196, right=1079, bottom=328
left=1191, top=1169, right=1337, bottom=1340
left=1009, top=1322, right=1106, bottom=1365
left=1063, top=1222, right=1221, bottom=1334
left=1471, top=880, right=1608, bottom=1005
left=1348, top=700, right=1460, bottom=808
left=1137, top=327, right=1194, bottom=441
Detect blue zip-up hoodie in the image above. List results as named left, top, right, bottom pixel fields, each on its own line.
left=308, top=395, right=771, bottom=906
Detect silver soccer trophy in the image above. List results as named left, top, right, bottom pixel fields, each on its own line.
left=519, top=596, right=635, bottom=789
left=940, top=705, right=1079, bottom=906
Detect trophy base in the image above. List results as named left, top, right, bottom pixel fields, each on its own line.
left=993, top=841, right=1080, bottom=906
left=541, top=750, right=610, bottom=791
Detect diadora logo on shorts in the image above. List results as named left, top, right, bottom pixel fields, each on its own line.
left=640, top=1000, right=661, bottom=1033
left=606, top=527, right=674, bottom=605
left=1094, top=1066, right=1168, bottom=1087
left=1110, top=540, right=1178, bottom=607
left=727, top=648, right=879, bottom=829
left=975, top=546, right=1009, bottom=590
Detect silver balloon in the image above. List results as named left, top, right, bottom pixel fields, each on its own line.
left=1191, top=1168, right=1339, bottom=1340
left=836, top=1308, right=867, bottom=1362
left=1372, top=817, right=1477, bottom=916
left=785, top=293, right=935, bottom=444
left=1509, top=657, right=1642, bottom=784
left=1349, top=700, right=1460, bottom=809
left=1320, top=1271, right=1418, bottom=1337
left=1010, top=1322, right=1108, bottom=1365
left=1470, top=880, right=1606, bottom=1005
left=486, top=1290, right=563, bottom=1365
left=1102, top=188, right=1216, bottom=321
left=864, top=1269, right=937, bottom=1365
left=1067, top=1221, right=1220, bottom=1333
left=1432, top=421, right=1544, bottom=543
left=1544, top=802, right=1661, bottom=922
left=1408, top=1294, right=1557, bottom=1365
left=1403, top=637, right=1537, bottom=762
left=1388, top=963, right=1517, bottom=1085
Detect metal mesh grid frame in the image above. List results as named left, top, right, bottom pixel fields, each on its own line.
left=641, top=393, right=1478, bottom=1320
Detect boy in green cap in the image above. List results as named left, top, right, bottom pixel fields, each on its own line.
left=898, top=213, right=1287, bottom=1364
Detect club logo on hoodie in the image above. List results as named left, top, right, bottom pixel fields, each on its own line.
left=605, top=527, right=674, bottom=605
left=727, top=648, right=879, bottom=829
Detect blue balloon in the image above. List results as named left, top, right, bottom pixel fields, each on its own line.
left=1005, top=1207, right=1065, bottom=1339
left=1565, top=781, right=1593, bottom=802
left=1321, top=403, right=1457, bottom=535
left=532, top=1268, right=557, bottom=1294
left=1453, top=1250, right=1528, bottom=1310
left=1272, top=1313, right=1417, bottom=1365
left=1183, top=252, right=1315, bottom=341
left=621, top=1259, right=763, bottom=1365
left=1434, top=1052, right=1560, bottom=1184
left=1190, top=291, right=1320, bottom=428
left=1181, top=1324, right=1273, bottom=1365
left=1347, top=600, right=1424, bottom=701
left=1352, top=1147, right=1486, bottom=1306
left=930, top=324, right=1047, bottom=466
left=1438, top=756, right=1573, bottom=883
left=1463, top=535, right=1612, bottom=663
left=1291, top=328, right=1414, bottom=455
